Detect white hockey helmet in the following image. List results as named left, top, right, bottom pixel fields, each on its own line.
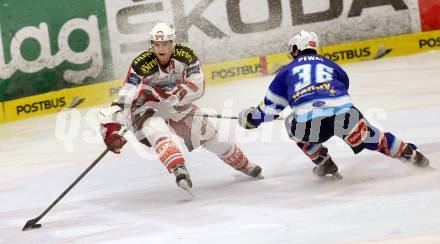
left=287, top=30, right=319, bottom=54
left=149, top=22, right=176, bottom=44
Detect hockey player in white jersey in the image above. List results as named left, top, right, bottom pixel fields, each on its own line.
left=237, top=30, right=429, bottom=178
left=100, top=22, right=262, bottom=192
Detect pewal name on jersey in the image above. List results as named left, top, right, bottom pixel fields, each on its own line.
left=297, top=56, right=324, bottom=62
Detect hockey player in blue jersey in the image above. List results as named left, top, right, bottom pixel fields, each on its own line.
left=237, top=30, right=429, bottom=178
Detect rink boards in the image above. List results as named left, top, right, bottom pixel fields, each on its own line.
left=1, top=30, right=440, bottom=123
left=205, top=29, right=440, bottom=84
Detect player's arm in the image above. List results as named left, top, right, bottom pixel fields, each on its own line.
left=114, top=66, right=144, bottom=109
left=98, top=65, right=143, bottom=153
left=171, top=45, right=205, bottom=105
left=174, top=60, right=204, bottom=105
left=238, top=70, right=289, bottom=129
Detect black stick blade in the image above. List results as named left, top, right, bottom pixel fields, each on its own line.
left=22, top=218, right=42, bottom=231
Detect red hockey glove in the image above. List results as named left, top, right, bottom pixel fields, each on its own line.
left=102, top=123, right=127, bottom=154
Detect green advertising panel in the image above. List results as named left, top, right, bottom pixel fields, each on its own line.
left=0, top=0, right=112, bottom=101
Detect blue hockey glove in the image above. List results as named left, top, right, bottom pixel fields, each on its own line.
left=238, top=107, right=261, bottom=129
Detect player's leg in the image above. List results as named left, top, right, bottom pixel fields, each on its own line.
left=133, top=114, right=192, bottom=189
left=287, top=115, right=341, bottom=177
left=169, top=106, right=262, bottom=177
left=203, top=136, right=262, bottom=177
left=337, top=107, right=429, bottom=167
left=364, top=128, right=430, bottom=167
left=296, top=142, right=339, bottom=177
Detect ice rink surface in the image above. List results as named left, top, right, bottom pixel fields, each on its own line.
left=1, top=51, right=440, bottom=244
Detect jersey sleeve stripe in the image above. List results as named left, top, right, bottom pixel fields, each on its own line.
left=185, top=81, right=199, bottom=92
left=258, top=102, right=282, bottom=116
left=265, top=89, right=289, bottom=107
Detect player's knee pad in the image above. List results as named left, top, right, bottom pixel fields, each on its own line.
left=171, top=111, right=217, bottom=151
left=135, top=116, right=173, bottom=148
left=342, top=118, right=369, bottom=154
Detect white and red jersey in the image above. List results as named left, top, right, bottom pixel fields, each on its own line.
left=100, top=44, right=257, bottom=175
left=113, top=43, right=205, bottom=122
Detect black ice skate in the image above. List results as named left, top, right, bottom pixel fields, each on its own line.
left=241, top=163, right=263, bottom=178
left=401, top=144, right=430, bottom=167
left=172, top=164, right=193, bottom=196
left=312, top=148, right=343, bottom=179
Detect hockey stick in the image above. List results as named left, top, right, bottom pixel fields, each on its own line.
left=22, top=130, right=127, bottom=231
left=188, top=111, right=285, bottom=121
left=109, top=103, right=284, bottom=121
left=22, top=148, right=110, bottom=231
left=189, top=112, right=239, bottom=120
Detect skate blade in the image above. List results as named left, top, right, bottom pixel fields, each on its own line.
left=178, top=180, right=194, bottom=197
left=254, top=174, right=265, bottom=180
left=413, top=164, right=436, bottom=171
left=313, top=168, right=343, bottom=180
left=185, top=189, right=194, bottom=197
left=317, top=173, right=343, bottom=180
left=426, top=165, right=436, bottom=170
left=331, top=172, right=344, bottom=180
